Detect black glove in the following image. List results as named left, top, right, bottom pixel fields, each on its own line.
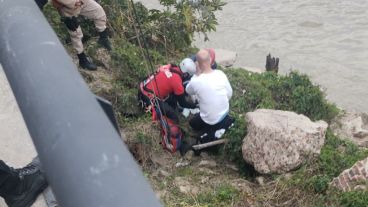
left=63, top=16, right=80, bottom=31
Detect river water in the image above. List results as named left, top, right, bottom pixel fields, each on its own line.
left=139, top=0, right=368, bottom=113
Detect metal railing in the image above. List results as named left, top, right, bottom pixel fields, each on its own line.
left=0, top=0, right=162, bottom=206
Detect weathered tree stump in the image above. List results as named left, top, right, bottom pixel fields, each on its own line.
left=265, top=53, right=279, bottom=73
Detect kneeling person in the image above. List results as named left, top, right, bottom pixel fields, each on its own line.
left=138, top=59, right=197, bottom=122
left=186, top=49, right=234, bottom=143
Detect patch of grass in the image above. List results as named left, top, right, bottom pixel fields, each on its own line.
left=339, top=191, right=368, bottom=207
left=319, top=130, right=368, bottom=179
left=193, top=184, right=240, bottom=207
left=175, top=167, right=194, bottom=177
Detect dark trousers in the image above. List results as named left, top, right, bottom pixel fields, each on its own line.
left=190, top=114, right=234, bottom=143
left=189, top=113, right=212, bottom=132
left=0, top=160, right=19, bottom=197
left=138, top=90, right=179, bottom=123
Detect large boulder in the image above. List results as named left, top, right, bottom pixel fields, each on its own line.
left=330, top=111, right=368, bottom=147
left=242, top=109, right=328, bottom=174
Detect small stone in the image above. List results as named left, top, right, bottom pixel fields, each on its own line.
left=255, top=176, right=265, bottom=186
left=283, top=173, right=293, bottom=180
left=155, top=190, right=166, bottom=199
left=200, top=152, right=209, bottom=159
left=158, top=169, right=170, bottom=177
left=184, top=150, right=195, bottom=161
left=191, top=186, right=200, bottom=195
left=199, top=167, right=217, bottom=175
left=199, top=160, right=217, bottom=168
left=201, top=176, right=210, bottom=184
left=179, top=185, right=190, bottom=194
left=174, top=177, right=199, bottom=195
left=354, top=185, right=367, bottom=191
left=175, top=161, right=190, bottom=168
left=226, top=164, right=239, bottom=171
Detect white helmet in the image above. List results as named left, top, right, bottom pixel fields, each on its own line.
left=180, top=58, right=196, bottom=75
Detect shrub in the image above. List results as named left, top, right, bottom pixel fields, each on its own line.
left=100, top=0, right=225, bottom=55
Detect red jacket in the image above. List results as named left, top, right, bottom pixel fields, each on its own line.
left=141, top=64, right=184, bottom=100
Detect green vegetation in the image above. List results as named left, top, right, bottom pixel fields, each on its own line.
left=223, top=69, right=340, bottom=177
left=42, top=0, right=368, bottom=206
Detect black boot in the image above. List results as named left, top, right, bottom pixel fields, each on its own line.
left=1, top=161, right=48, bottom=207
left=77, top=52, right=97, bottom=71
left=98, top=29, right=112, bottom=51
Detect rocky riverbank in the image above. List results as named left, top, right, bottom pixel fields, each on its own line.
left=41, top=0, right=368, bottom=205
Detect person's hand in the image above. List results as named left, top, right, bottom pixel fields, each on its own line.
left=62, top=16, right=79, bottom=31
left=182, top=108, right=190, bottom=118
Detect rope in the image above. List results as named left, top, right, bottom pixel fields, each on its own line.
left=129, top=0, right=173, bottom=148
left=129, top=0, right=166, bottom=115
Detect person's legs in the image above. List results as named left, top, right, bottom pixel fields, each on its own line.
left=80, top=0, right=111, bottom=50
left=159, top=100, right=179, bottom=123
left=165, top=95, right=178, bottom=110
left=68, top=27, right=97, bottom=70
left=80, top=0, right=107, bottom=32
left=198, top=115, right=235, bottom=143
left=189, top=113, right=211, bottom=132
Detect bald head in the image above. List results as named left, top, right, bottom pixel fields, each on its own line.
left=196, top=49, right=212, bottom=73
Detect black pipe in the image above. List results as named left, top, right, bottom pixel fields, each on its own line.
left=0, top=0, right=161, bottom=206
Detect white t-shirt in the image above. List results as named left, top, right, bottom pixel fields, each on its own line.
left=185, top=70, right=233, bottom=125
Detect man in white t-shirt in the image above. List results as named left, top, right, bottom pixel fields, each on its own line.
left=185, top=49, right=234, bottom=143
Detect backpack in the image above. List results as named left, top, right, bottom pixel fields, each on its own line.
left=152, top=99, right=183, bottom=153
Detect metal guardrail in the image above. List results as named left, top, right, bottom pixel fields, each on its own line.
left=0, top=0, right=162, bottom=206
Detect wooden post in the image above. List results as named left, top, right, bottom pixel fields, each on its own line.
left=265, top=53, right=279, bottom=73
left=192, top=139, right=228, bottom=150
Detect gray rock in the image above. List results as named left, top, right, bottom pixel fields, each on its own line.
left=175, top=161, right=190, bottom=168
left=255, top=176, right=265, bottom=186
left=200, top=152, right=209, bottom=159
left=158, top=169, right=170, bottom=177
left=200, top=176, right=210, bottom=184
left=331, top=111, right=368, bottom=147
left=242, top=109, right=328, bottom=174
left=174, top=177, right=199, bottom=195
left=198, top=160, right=217, bottom=168
left=198, top=167, right=218, bottom=175
left=215, top=49, right=237, bottom=67
left=330, top=157, right=368, bottom=192
left=226, top=164, right=239, bottom=172
left=184, top=150, right=195, bottom=161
